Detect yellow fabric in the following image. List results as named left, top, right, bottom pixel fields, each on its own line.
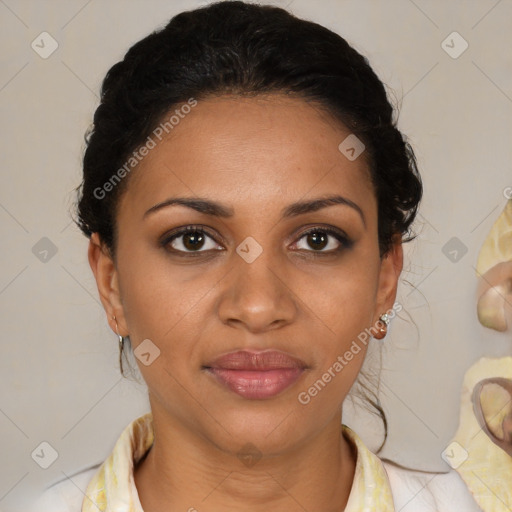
left=81, top=413, right=394, bottom=512
left=451, top=357, right=512, bottom=512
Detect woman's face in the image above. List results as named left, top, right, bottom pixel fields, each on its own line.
left=89, top=93, right=402, bottom=455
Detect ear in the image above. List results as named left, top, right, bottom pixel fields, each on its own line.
left=372, top=235, right=403, bottom=324
left=88, top=232, right=129, bottom=336
left=472, top=377, right=512, bottom=457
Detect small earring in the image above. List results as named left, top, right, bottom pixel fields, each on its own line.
left=113, top=315, right=126, bottom=373
left=373, top=313, right=390, bottom=340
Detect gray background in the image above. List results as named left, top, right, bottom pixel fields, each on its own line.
left=1, top=0, right=511, bottom=510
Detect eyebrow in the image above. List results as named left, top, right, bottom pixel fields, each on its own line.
left=143, top=194, right=366, bottom=227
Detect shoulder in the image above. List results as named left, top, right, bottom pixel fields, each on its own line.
left=381, top=459, right=483, bottom=512
left=27, top=464, right=100, bottom=512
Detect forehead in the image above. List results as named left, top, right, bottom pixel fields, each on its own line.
left=120, top=93, right=375, bottom=220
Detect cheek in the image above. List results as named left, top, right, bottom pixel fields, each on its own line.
left=327, top=272, right=376, bottom=330
left=293, top=274, right=376, bottom=415
left=293, top=251, right=379, bottom=344
left=115, top=239, right=213, bottom=351
left=291, top=255, right=379, bottom=403
left=116, top=253, right=218, bottom=401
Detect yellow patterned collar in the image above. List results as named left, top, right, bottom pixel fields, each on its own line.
left=82, top=413, right=394, bottom=512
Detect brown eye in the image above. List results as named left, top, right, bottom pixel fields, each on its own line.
left=305, top=231, right=328, bottom=250
left=294, top=227, right=353, bottom=254
left=182, top=231, right=206, bottom=251
left=162, top=226, right=222, bottom=254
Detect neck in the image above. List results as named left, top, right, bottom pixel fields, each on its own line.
left=134, top=407, right=357, bottom=512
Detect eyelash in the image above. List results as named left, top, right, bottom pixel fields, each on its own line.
left=160, top=224, right=353, bottom=257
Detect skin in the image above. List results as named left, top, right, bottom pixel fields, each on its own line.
left=88, top=93, right=403, bottom=512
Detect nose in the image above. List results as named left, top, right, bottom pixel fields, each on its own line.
left=216, top=243, right=298, bottom=333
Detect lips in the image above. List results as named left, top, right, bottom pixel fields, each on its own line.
left=203, top=350, right=307, bottom=399
left=206, top=349, right=307, bottom=370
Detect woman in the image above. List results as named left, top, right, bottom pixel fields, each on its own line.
left=32, top=1, right=483, bottom=510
